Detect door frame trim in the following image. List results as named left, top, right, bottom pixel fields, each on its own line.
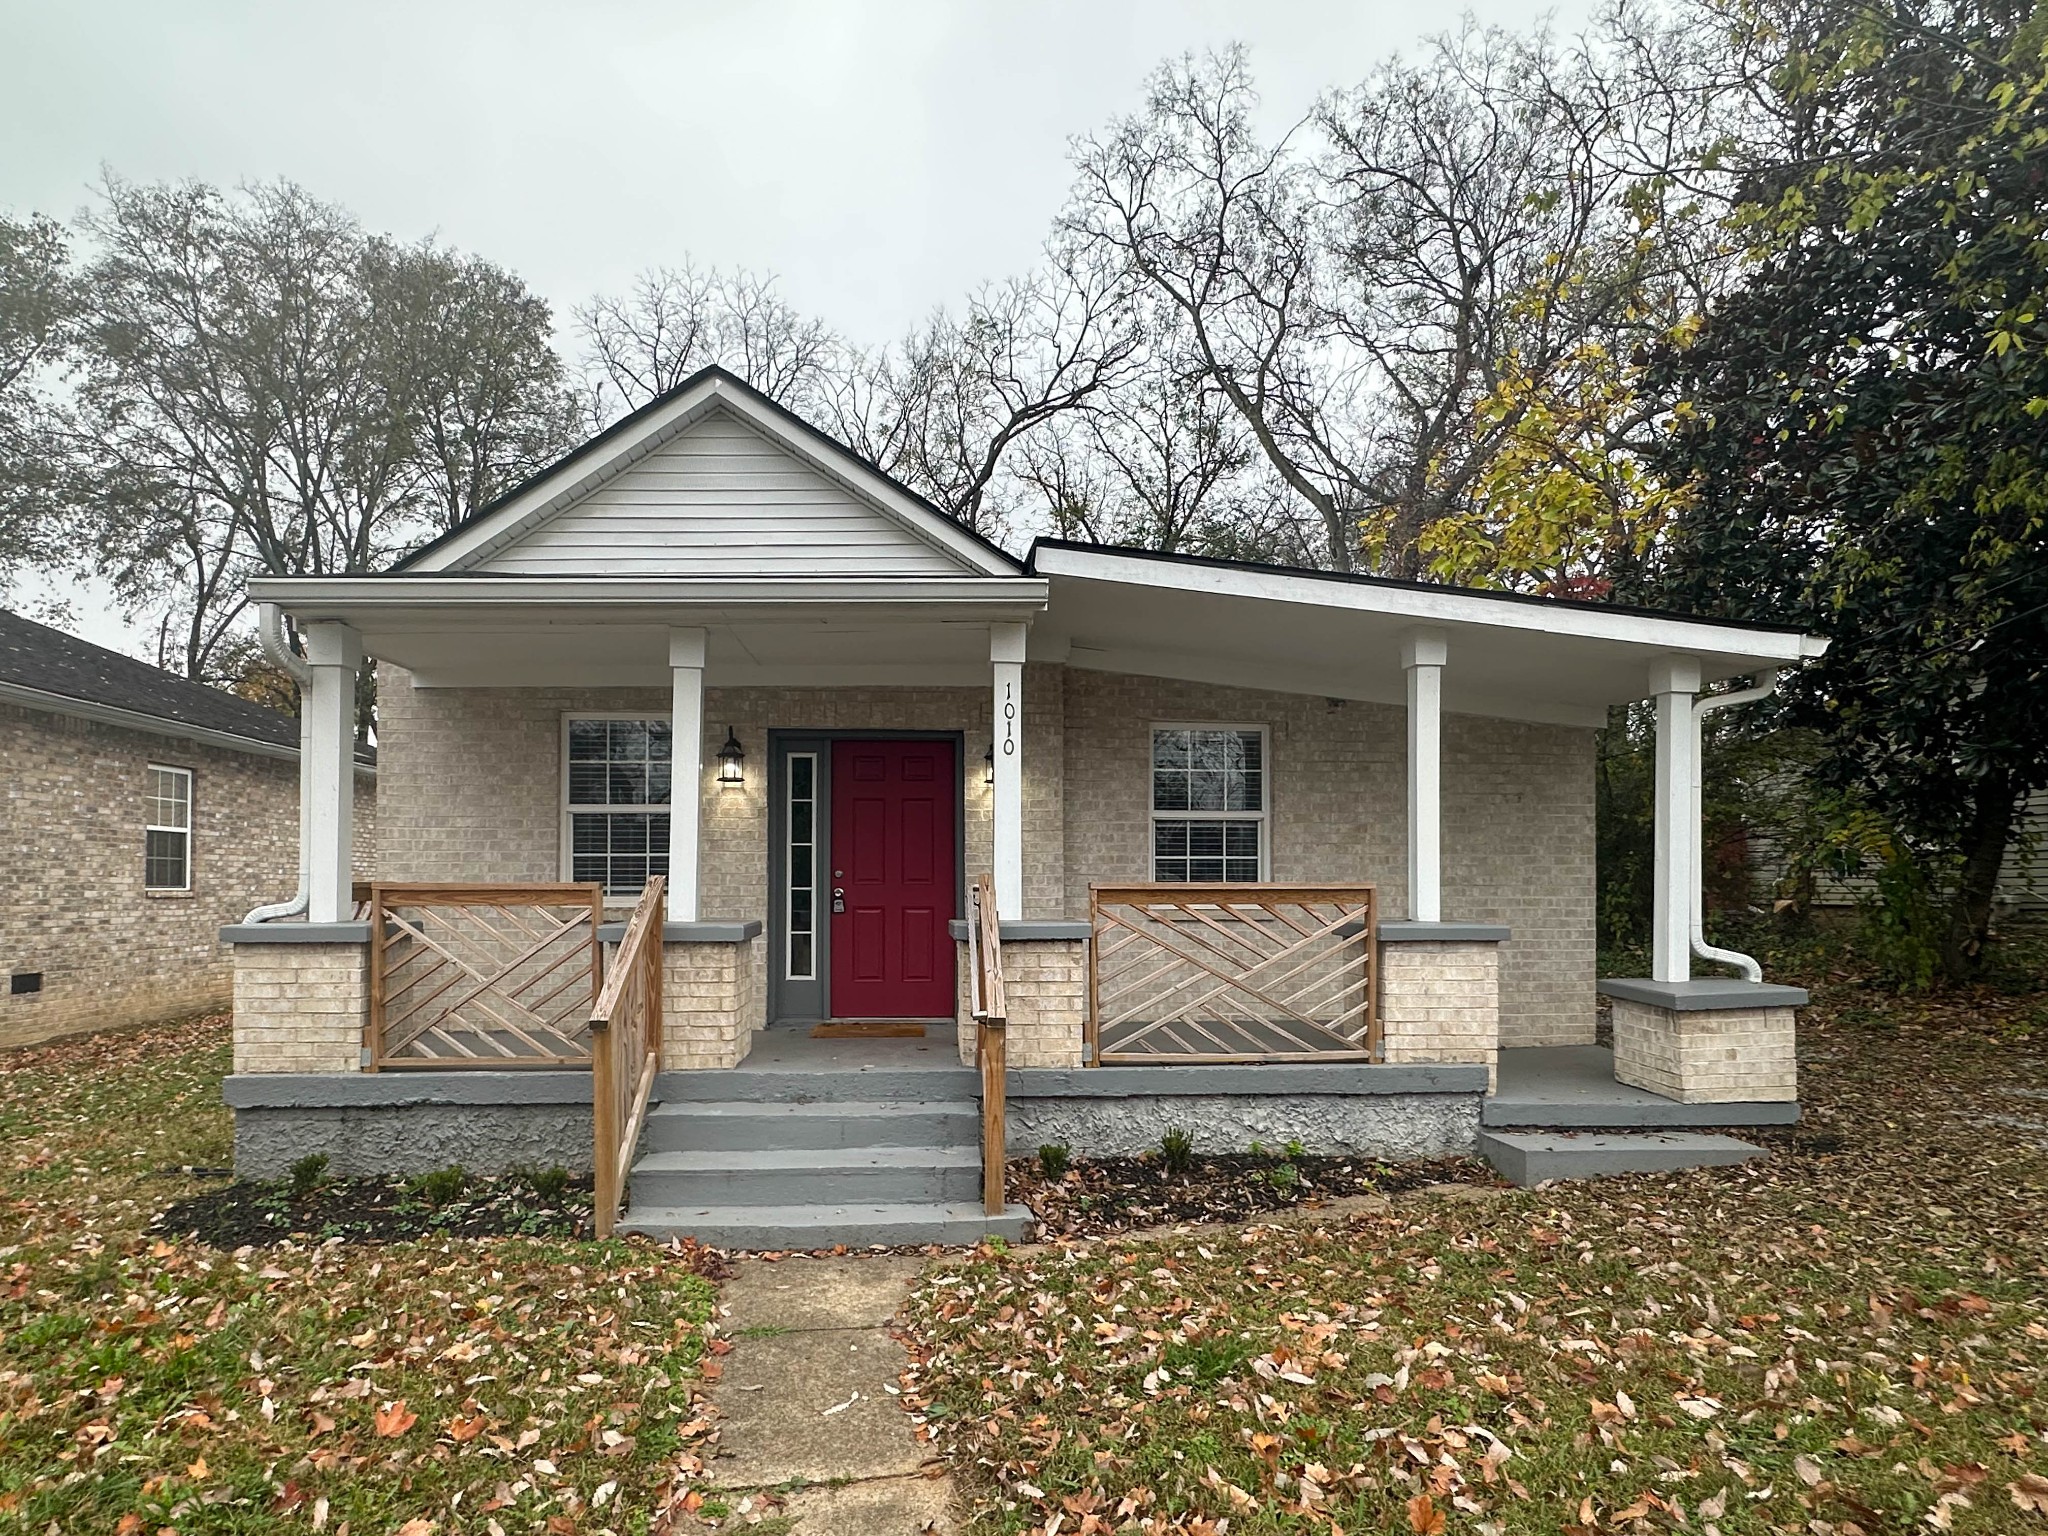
left=765, top=729, right=967, bottom=1025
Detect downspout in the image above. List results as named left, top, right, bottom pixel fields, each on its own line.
left=1688, top=674, right=1783, bottom=983
left=243, top=604, right=317, bottom=923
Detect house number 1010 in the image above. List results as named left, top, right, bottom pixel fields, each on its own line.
left=1000, top=681, right=1017, bottom=758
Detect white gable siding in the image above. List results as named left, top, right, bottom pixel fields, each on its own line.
left=472, top=410, right=970, bottom=575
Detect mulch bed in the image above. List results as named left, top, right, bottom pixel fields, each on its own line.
left=156, top=1168, right=596, bottom=1248
left=1009, top=1150, right=1494, bottom=1238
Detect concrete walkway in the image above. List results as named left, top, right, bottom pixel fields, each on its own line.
left=692, top=1254, right=953, bottom=1534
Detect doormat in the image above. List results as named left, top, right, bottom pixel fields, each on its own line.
left=811, top=1022, right=928, bottom=1039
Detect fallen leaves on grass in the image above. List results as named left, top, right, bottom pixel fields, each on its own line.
left=902, top=968, right=2048, bottom=1534
left=0, top=1014, right=723, bottom=1534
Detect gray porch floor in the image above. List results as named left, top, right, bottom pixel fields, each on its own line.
left=735, top=1024, right=966, bottom=1072
left=1487, top=1045, right=1800, bottom=1129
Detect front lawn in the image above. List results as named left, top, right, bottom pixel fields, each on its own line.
left=903, top=955, right=2048, bottom=1534
left=0, top=1016, right=719, bottom=1535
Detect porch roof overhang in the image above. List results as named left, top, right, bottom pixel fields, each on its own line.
left=1026, top=543, right=1829, bottom=729
left=250, top=547, right=1828, bottom=725
left=246, top=574, right=1052, bottom=689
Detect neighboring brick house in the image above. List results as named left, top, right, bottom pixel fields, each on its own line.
left=220, top=367, right=1824, bottom=1236
left=0, top=610, right=374, bottom=1049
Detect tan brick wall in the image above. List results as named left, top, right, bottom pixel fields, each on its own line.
left=1058, top=671, right=1596, bottom=1046
left=955, top=938, right=1087, bottom=1068
left=660, top=940, right=763, bottom=1070
left=231, top=942, right=366, bottom=1073
left=1, top=701, right=376, bottom=1050
left=376, top=662, right=1065, bottom=921
left=1378, top=941, right=1500, bottom=1088
left=1611, top=998, right=1798, bottom=1103
left=373, top=663, right=1593, bottom=1043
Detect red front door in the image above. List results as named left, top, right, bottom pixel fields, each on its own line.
left=829, top=739, right=957, bottom=1019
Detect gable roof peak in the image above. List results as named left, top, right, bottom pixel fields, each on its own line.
left=395, top=365, right=1022, bottom=580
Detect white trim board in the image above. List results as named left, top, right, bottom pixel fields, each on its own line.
left=1032, top=544, right=1827, bottom=663
left=246, top=575, right=1050, bottom=617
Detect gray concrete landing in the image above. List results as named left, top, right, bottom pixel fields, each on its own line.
left=1488, top=1045, right=1800, bottom=1129
left=1480, top=1128, right=1766, bottom=1186
left=690, top=1254, right=955, bottom=1533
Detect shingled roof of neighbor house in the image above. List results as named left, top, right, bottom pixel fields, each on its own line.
left=0, top=607, right=368, bottom=761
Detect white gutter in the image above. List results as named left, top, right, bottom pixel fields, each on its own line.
left=243, top=604, right=318, bottom=925
left=1689, top=674, right=1784, bottom=982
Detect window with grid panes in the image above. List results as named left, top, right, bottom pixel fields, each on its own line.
left=565, top=717, right=671, bottom=895
left=1150, top=727, right=1267, bottom=882
left=145, top=764, right=192, bottom=890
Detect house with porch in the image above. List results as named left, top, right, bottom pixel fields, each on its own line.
left=224, top=366, right=1824, bottom=1245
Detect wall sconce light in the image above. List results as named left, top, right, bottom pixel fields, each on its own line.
left=983, top=742, right=996, bottom=786
left=717, top=727, right=746, bottom=787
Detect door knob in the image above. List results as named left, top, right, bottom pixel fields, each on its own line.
left=831, top=887, right=846, bottom=914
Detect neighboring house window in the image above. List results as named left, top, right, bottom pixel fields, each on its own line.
left=1151, top=726, right=1267, bottom=883
left=564, top=716, right=671, bottom=895
left=145, top=764, right=193, bottom=890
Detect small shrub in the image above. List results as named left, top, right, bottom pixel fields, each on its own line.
left=527, top=1165, right=572, bottom=1202
left=1037, top=1143, right=1072, bottom=1180
left=413, top=1165, right=467, bottom=1207
left=288, top=1153, right=329, bottom=1199
left=1159, top=1127, right=1196, bottom=1179
left=1283, top=1138, right=1308, bottom=1163
left=1266, top=1161, right=1300, bottom=1192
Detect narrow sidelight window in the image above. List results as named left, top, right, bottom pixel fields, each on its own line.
left=564, top=716, right=672, bottom=895
left=785, top=752, right=818, bottom=979
left=145, top=764, right=193, bottom=890
left=1150, top=726, right=1268, bottom=883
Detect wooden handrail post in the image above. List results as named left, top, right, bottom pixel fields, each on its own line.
left=970, top=873, right=1008, bottom=1216
left=588, top=875, right=667, bottom=1241
left=979, top=1016, right=1006, bottom=1215
left=591, top=1018, right=618, bottom=1239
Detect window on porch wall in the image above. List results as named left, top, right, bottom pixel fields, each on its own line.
left=1151, top=726, right=1267, bottom=882
left=565, top=716, right=671, bottom=896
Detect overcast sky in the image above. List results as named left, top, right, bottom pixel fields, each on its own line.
left=2, top=0, right=1588, bottom=652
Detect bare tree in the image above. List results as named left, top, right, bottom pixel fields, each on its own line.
left=1065, top=48, right=1379, bottom=570
left=573, top=263, right=839, bottom=427
left=1014, top=336, right=1309, bottom=561
left=0, top=210, right=77, bottom=590
left=824, top=250, right=1142, bottom=537
left=1061, top=24, right=1734, bottom=579
left=368, top=242, right=580, bottom=533
left=67, top=177, right=574, bottom=683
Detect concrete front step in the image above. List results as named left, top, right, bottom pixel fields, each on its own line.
left=630, top=1145, right=983, bottom=1208
left=1480, top=1129, right=1765, bottom=1186
left=621, top=1200, right=1033, bottom=1249
left=641, top=1099, right=979, bottom=1153
left=655, top=1066, right=980, bottom=1104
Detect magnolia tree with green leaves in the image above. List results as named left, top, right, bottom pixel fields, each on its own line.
left=1641, top=0, right=2048, bottom=978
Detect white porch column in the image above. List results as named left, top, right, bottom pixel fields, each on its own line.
left=667, top=627, right=706, bottom=924
left=300, top=622, right=362, bottom=925
left=990, top=622, right=1028, bottom=920
left=1649, top=655, right=1703, bottom=983
left=1401, top=627, right=1448, bottom=923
